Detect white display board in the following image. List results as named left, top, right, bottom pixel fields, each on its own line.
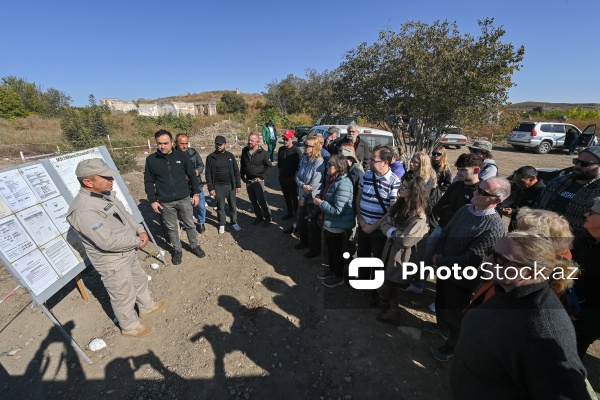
left=0, top=146, right=143, bottom=305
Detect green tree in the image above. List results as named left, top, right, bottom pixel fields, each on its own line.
left=0, top=87, right=28, bottom=119
left=300, top=68, right=340, bottom=119
left=217, top=92, right=248, bottom=114
left=336, top=18, right=524, bottom=153
left=1, top=75, right=71, bottom=117
left=61, top=94, right=112, bottom=149
left=264, top=74, right=306, bottom=114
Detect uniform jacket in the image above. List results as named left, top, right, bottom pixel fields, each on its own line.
left=144, top=150, right=199, bottom=203
left=240, top=147, right=272, bottom=182
left=66, top=189, right=144, bottom=270
left=205, top=151, right=241, bottom=191
left=319, top=175, right=355, bottom=229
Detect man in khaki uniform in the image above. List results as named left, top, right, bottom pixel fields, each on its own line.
left=66, top=158, right=167, bottom=338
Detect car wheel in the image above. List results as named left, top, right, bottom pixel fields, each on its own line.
left=535, top=141, right=552, bottom=154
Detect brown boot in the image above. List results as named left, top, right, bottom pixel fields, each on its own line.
left=139, top=299, right=168, bottom=318
left=122, top=324, right=154, bottom=338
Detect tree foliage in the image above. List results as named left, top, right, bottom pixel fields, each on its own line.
left=217, top=92, right=248, bottom=114
left=0, top=76, right=71, bottom=118
left=263, top=69, right=340, bottom=120
left=61, top=95, right=112, bottom=149
left=336, top=18, right=525, bottom=153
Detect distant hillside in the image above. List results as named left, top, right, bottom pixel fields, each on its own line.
left=506, top=101, right=600, bottom=112
left=137, top=90, right=265, bottom=105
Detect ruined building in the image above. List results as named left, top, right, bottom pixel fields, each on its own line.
left=100, top=98, right=217, bottom=117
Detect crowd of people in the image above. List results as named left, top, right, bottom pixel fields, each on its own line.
left=67, top=125, right=600, bottom=399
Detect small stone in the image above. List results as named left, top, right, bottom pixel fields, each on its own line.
left=344, top=376, right=352, bottom=383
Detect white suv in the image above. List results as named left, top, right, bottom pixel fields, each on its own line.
left=508, top=122, right=596, bottom=154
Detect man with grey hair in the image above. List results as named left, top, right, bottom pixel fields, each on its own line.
left=338, top=124, right=371, bottom=169
left=425, top=177, right=509, bottom=362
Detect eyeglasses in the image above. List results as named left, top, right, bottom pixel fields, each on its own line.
left=475, top=184, right=499, bottom=197
left=347, top=130, right=358, bottom=134
left=486, top=248, right=529, bottom=268
left=370, top=159, right=385, bottom=164
left=431, top=152, right=442, bottom=157
left=573, top=158, right=600, bottom=167
left=400, top=183, right=412, bottom=190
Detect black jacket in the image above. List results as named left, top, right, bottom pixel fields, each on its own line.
left=507, top=180, right=546, bottom=230
left=240, top=147, right=272, bottom=182
left=432, top=181, right=477, bottom=228
left=144, top=150, right=199, bottom=203
left=205, top=151, right=241, bottom=191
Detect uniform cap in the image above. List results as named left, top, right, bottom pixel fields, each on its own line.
left=75, top=158, right=118, bottom=178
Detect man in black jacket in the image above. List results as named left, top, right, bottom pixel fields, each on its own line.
left=175, top=133, right=207, bottom=234
left=144, top=129, right=205, bottom=265
left=240, top=132, right=273, bottom=226
left=205, top=135, right=242, bottom=234
left=277, top=130, right=302, bottom=220
left=501, top=166, right=545, bottom=231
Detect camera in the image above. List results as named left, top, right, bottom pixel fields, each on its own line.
left=305, top=207, right=322, bottom=222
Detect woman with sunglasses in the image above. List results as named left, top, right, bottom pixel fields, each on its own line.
left=430, top=146, right=453, bottom=193
left=375, top=175, right=429, bottom=324
left=451, top=231, right=591, bottom=400
left=294, top=135, right=325, bottom=258
left=313, top=155, right=355, bottom=287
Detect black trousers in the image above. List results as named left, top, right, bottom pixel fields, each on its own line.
left=246, top=181, right=271, bottom=221
left=324, top=229, right=350, bottom=278
left=298, top=203, right=321, bottom=254
left=356, top=225, right=386, bottom=279
left=279, top=176, right=298, bottom=216
left=435, top=279, right=472, bottom=350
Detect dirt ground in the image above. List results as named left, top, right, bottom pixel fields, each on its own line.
left=1, top=141, right=599, bottom=399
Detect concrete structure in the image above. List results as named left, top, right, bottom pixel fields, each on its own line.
left=100, top=98, right=137, bottom=114
left=101, top=98, right=217, bottom=117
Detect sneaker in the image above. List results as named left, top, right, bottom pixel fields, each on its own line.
left=261, top=220, right=271, bottom=227
left=122, top=324, right=154, bottom=338
left=317, top=269, right=334, bottom=280
left=304, top=251, right=319, bottom=259
left=190, top=246, right=206, bottom=258
left=218, top=226, right=225, bottom=234
left=281, top=213, right=294, bottom=220
left=322, top=276, right=344, bottom=288
left=422, top=321, right=448, bottom=341
left=430, top=344, right=454, bottom=362
left=252, top=218, right=264, bottom=226
left=140, top=299, right=168, bottom=318
left=232, top=223, right=242, bottom=232
left=376, top=309, right=402, bottom=325
left=172, top=251, right=183, bottom=265
left=195, top=223, right=205, bottom=233
left=400, top=283, right=424, bottom=294
left=428, top=302, right=436, bottom=313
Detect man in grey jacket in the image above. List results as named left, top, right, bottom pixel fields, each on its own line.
left=67, top=158, right=167, bottom=338
left=176, top=133, right=207, bottom=234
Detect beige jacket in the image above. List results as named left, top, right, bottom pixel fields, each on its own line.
left=381, top=210, right=429, bottom=284
left=66, top=188, right=144, bottom=270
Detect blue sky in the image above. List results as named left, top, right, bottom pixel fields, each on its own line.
left=2, top=0, right=599, bottom=107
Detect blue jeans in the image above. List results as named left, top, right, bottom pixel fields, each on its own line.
left=194, top=187, right=206, bottom=225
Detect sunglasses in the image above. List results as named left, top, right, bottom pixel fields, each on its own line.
left=327, top=163, right=336, bottom=167
left=486, top=248, right=529, bottom=268
left=475, top=184, right=499, bottom=197
left=573, top=158, right=600, bottom=167
left=400, top=183, right=412, bottom=190
left=431, top=152, right=443, bottom=157
left=304, top=144, right=314, bottom=148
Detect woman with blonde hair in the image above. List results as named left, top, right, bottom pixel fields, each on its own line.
left=451, top=231, right=590, bottom=399
left=293, top=135, right=324, bottom=258
left=430, top=146, right=453, bottom=192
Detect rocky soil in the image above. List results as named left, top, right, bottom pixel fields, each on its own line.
left=1, top=140, right=599, bottom=399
